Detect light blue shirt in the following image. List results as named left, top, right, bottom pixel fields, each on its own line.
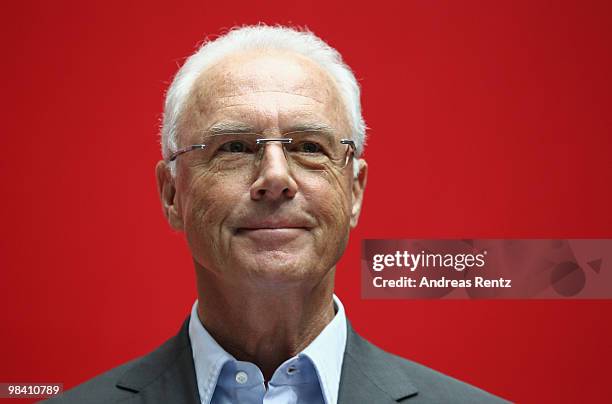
left=188, top=295, right=347, bottom=404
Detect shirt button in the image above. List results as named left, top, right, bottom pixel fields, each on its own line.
left=235, top=371, right=248, bottom=384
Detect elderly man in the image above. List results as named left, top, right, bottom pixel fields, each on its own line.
left=48, top=25, right=507, bottom=403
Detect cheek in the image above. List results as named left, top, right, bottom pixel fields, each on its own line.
left=179, top=171, right=248, bottom=264
left=304, top=171, right=353, bottom=236
left=301, top=173, right=353, bottom=270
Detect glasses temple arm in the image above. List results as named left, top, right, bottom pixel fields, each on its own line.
left=167, top=144, right=207, bottom=162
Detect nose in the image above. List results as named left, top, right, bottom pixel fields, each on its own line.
left=249, top=142, right=298, bottom=201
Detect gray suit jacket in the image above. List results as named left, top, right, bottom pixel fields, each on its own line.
left=45, top=317, right=509, bottom=403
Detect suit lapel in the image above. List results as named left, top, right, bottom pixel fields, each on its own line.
left=338, top=353, right=398, bottom=404
left=115, top=317, right=200, bottom=404
left=338, top=321, right=418, bottom=403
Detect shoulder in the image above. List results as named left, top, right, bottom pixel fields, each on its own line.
left=343, top=325, right=510, bottom=403
left=41, top=358, right=139, bottom=404
left=41, top=318, right=198, bottom=404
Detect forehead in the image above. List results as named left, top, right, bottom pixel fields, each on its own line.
left=181, top=50, right=349, bottom=137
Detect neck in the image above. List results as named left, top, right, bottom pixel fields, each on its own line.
left=194, top=262, right=336, bottom=380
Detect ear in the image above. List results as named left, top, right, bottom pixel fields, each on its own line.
left=350, top=158, right=368, bottom=228
left=155, top=160, right=184, bottom=231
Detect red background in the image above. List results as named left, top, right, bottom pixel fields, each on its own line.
left=2, top=1, right=611, bottom=403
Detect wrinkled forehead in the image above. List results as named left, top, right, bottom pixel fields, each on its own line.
left=179, top=49, right=350, bottom=137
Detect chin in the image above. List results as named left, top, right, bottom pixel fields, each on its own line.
left=239, top=251, right=320, bottom=284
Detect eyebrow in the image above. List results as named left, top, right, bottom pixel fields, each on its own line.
left=206, top=122, right=257, bottom=135
left=283, top=123, right=335, bottom=134
left=204, top=122, right=336, bottom=136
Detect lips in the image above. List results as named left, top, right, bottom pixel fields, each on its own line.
left=235, top=218, right=313, bottom=233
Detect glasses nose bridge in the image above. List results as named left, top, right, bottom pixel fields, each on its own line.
left=255, top=137, right=292, bottom=166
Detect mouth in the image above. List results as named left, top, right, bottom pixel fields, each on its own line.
left=234, top=227, right=310, bottom=246
left=235, top=218, right=313, bottom=233
left=236, top=226, right=310, bottom=234
left=234, top=218, right=313, bottom=244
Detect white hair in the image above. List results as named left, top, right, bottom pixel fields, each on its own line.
left=161, top=24, right=366, bottom=176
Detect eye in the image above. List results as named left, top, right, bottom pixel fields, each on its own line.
left=220, top=141, right=249, bottom=153
left=298, top=142, right=322, bottom=153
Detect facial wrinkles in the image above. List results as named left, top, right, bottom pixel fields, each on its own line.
left=214, top=90, right=325, bottom=105
left=178, top=168, right=219, bottom=270
left=178, top=159, right=248, bottom=272
left=181, top=166, right=318, bottom=274
left=310, top=168, right=353, bottom=261
left=188, top=168, right=348, bottom=278
left=205, top=98, right=328, bottom=137
left=176, top=50, right=355, bottom=280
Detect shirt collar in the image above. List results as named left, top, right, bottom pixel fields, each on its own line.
left=300, top=295, right=347, bottom=404
left=188, top=294, right=347, bottom=404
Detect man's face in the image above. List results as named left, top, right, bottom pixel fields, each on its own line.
left=157, top=50, right=367, bottom=290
